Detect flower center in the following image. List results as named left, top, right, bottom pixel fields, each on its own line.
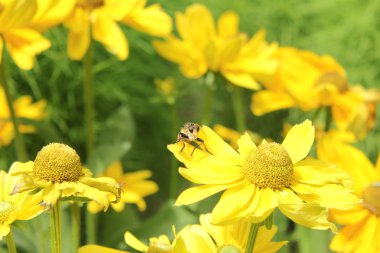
left=77, top=0, right=104, bottom=9
left=0, top=201, right=14, bottom=223
left=363, top=182, right=380, bottom=216
left=315, top=72, right=348, bottom=92
left=217, top=245, right=241, bottom=253
left=33, top=143, right=83, bottom=183
left=242, top=142, right=293, bottom=190
left=147, top=241, right=172, bottom=253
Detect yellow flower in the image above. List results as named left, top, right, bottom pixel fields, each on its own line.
left=317, top=134, right=380, bottom=253
left=251, top=48, right=380, bottom=139
left=176, top=213, right=286, bottom=253
left=168, top=120, right=360, bottom=228
left=11, top=143, right=120, bottom=208
left=65, top=0, right=171, bottom=60
left=0, top=0, right=51, bottom=69
left=87, top=161, right=158, bottom=213
left=0, top=168, right=43, bottom=239
left=0, top=87, right=46, bottom=146
left=122, top=0, right=172, bottom=37
left=153, top=4, right=277, bottom=90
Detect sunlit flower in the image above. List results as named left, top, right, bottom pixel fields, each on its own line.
left=0, top=0, right=51, bottom=69
left=0, top=87, right=46, bottom=147
left=153, top=3, right=277, bottom=90
left=168, top=120, right=359, bottom=228
left=11, top=143, right=120, bottom=208
left=317, top=135, right=380, bottom=253
left=65, top=0, right=172, bottom=60
left=122, top=0, right=172, bottom=37
left=0, top=168, right=43, bottom=239
left=87, top=161, right=158, bottom=213
left=213, top=124, right=262, bottom=149
left=177, top=213, right=286, bottom=253
left=251, top=48, right=380, bottom=139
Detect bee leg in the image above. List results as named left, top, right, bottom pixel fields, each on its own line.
left=190, top=144, right=199, bottom=156
left=195, top=138, right=213, bottom=155
left=180, top=142, right=186, bottom=152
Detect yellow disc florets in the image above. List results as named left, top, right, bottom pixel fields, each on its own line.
left=217, top=245, right=241, bottom=253
left=33, top=143, right=83, bottom=183
left=242, top=142, right=293, bottom=190
left=147, top=241, right=172, bottom=253
left=0, top=201, right=14, bottom=224
left=363, top=182, right=380, bottom=216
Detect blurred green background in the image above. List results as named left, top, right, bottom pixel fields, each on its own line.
left=1, top=0, right=379, bottom=252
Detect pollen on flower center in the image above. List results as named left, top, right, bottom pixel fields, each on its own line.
left=77, top=0, right=104, bottom=9
left=147, top=241, right=172, bottom=253
left=217, top=245, right=241, bottom=253
left=33, top=143, right=83, bottom=183
left=242, top=142, right=293, bottom=190
left=0, top=201, right=15, bottom=223
left=363, top=182, right=380, bottom=216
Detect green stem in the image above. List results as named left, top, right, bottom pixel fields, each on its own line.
left=5, top=229, right=17, bottom=253
left=71, top=204, right=81, bottom=252
left=201, top=72, right=215, bottom=125
left=50, top=200, right=62, bottom=253
left=324, top=106, right=332, bottom=132
left=83, top=39, right=94, bottom=160
left=0, top=55, right=28, bottom=161
left=86, top=212, right=97, bottom=244
left=232, top=85, right=247, bottom=132
left=169, top=104, right=179, bottom=200
left=245, top=223, right=261, bottom=253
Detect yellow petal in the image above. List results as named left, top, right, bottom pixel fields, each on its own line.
left=124, top=231, right=148, bottom=252
left=42, top=185, right=61, bottom=206
left=251, top=90, right=295, bottom=116
left=78, top=244, right=128, bottom=253
left=237, top=132, right=256, bottom=158
left=0, top=0, right=36, bottom=31
left=4, top=29, right=51, bottom=70
left=87, top=201, right=103, bottom=214
left=92, top=11, right=129, bottom=60
left=282, top=120, right=314, bottom=164
left=0, top=224, right=10, bottom=239
left=330, top=206, right=369, bottom=225
left=179, top=166, right=242, bottom=185
left=66, top=8, right=90, bottom=60
left=217, top=11, right=239, bottom=38
left=222, top=71, right=261, bottom=90
left=175, top=183, right=242, bottom=206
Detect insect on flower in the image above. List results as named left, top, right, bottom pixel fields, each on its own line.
left=176, top=122, right=212, bottom=156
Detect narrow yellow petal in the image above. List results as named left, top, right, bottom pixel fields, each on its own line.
left=217, top=11, right=239, bottom=38
left=222, top=71, right=261, bottom=91
left=282, top=120, right=314, bottom=164
left=78, top=245, right=128, bottom=253
left=237, top=132, right=256, bottom=158
left=0, top=224, right=10, bottom=239
left=66, top=8, right=90, bottom=60
left=124, top=231, right=148, bottom=252
left=251, top=90, right=295, bottom=116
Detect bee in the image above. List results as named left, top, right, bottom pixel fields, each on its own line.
left=176, top=122, right=212, bottom=156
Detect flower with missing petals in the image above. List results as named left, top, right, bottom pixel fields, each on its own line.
left=11, top=143, right=120, bottom=209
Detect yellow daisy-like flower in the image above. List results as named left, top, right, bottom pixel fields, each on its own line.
left=153, top=3, right=277, bottom=90
left=0, top=87, right=46, bottom=147
left=176, top=213, right=286, bottom=253
left=0, top=168, right=43, bottom=239
left=251, top=48, right=380, bottom=139
left=169, top=120, right=360, bottom=228
left=65, top=0, right=171, bottom=61
left=0, top=0, right=51, bottom=70
left=11, top=143, right=120, bottom=208
left=87, top=161, right=158, bottom=213
left=317, top=133, right=380, bottom=253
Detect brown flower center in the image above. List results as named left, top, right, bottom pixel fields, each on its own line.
left=33, top=143, right=82, bottom=183
left=363, top=182, right=380, bottom=216
left=0, top=201, right=14, bottom=223
left=242, top=142, right=293, bottom=190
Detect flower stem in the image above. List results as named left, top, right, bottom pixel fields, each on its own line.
left=0, top=56, right=28, bottom=161
left=71, top=204, right=81, bottom=252
left=245, top=223, right=261, bottom=253
left=169, top=103, right=179, bottom=200
left=232, top=85, right=246, bottom=132
left=83, top=39, right=94, bottom=160
left=324, top=106, right=332, bottom=132
left=5, top=229, right=17, bottom=253
left=86, top=212, right=97, bottom=244
left=50, top=200, right=62, bottom=253
left=201, top=72, right=215, bottom=125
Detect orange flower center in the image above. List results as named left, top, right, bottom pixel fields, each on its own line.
left=0, top=201, right=14, bottom=223
left=33, top=143, right=83, bottom=183
left=77, top=0, right=104, bottom=9
left=147, top=241, right=172, bottom=253
left=242, top=142, right=293, bottom=190
left=363, top=182, right=380, bottom=216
